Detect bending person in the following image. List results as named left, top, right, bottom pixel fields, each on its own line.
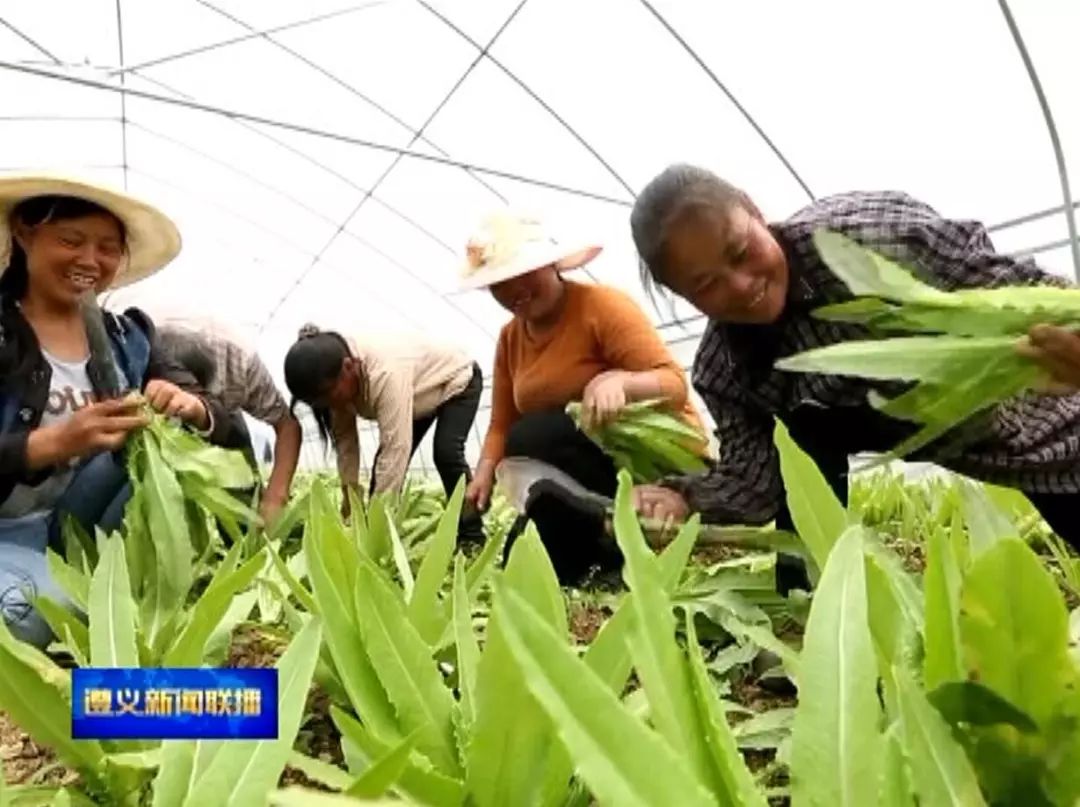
left=0, top=175, right=237, bottom=647
left=156, top=319, right=302, bottom=525
left=627, top=163, right=1080, bottom=557
left=283, top=325, right=483, bottom=542
left=459, top=210, right=707, bottom=583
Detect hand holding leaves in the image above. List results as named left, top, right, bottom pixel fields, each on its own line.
left=1017, top=324, right=1080, bottom=394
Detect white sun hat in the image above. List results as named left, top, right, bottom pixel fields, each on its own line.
left=0, top=173, right=182, bottom=289
left=458, top=209, right=602, bottom=290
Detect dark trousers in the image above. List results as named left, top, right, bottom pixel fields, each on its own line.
left=503, top=408, right=621, bottom=583
left=776, top=402, right=1080, bottom=557
left=371, top=363, right=484, bottom=542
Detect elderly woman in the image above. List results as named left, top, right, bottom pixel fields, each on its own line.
left=283, top=325, right=484, bottom=543
left=627, top=163, right=1080, bottom=554
left=0, top=174, right=237, bottom=647
left=459, top=210, right=706, bottom=582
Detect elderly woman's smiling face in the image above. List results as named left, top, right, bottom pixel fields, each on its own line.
left=658, top=203, right=789, bottom=325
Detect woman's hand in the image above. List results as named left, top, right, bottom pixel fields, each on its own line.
left=632, top=484, right=690, bottom=524
left=26, top=396, right=148, bottom=469
left=465, top=462, right=496, bottom=513
left=1018, top=324, right=1080, bottom=394
left=144, top=379, right=209, bottom=428
left=582, top=371, right=628, bottom=430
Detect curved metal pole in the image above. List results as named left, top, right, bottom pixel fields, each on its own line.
left=998, top=0, right=1080, bottom=280
left=418, top=0, right=638, bottom=201
left=637, top=0, right=814, bottom=202
left=0, top=18, right=60, bottom=63
left=109, top=3, right=387, bottom=76
left=0, top=60, right=631, bottom=206
left=259, top=0, right=532, bottom=336
left=114, top=0, right=129, bottom=190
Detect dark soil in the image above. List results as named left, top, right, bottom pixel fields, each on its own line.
left=0, top=710, right=79, bottom=789
left=226, top=622, right=288, bottom=668
left=691, top=543, right=750, bottom=566
left=885, top=537, right=927, bottom=574
left=283, top=685, right=346, bottom=792
left=568, top=599, right=612, bottom=645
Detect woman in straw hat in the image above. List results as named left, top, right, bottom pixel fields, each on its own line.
left=283, top=324, right=485, bottom=543
left=0, top=174, right=241, bottom=648
left=459, top=210, right=707, bottom=583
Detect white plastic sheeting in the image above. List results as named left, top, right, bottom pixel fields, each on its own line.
left=2, top=0, right=1078, bottom=474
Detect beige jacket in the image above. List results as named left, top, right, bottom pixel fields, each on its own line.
left=331, top=335, right=475, bottom=495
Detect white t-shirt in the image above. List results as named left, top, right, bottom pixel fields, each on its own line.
left=0, top=350, right=94, bottom=519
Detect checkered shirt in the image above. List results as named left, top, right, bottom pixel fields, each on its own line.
left=668, top=191, right=1080, bottom=524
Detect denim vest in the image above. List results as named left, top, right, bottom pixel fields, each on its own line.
left=0, top=297, right=153, bottom=502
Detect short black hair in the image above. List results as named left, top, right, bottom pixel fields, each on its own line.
left=1, top=195, right=127, bottom=300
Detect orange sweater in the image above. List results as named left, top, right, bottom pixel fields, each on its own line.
left=481, top=281, right=705, bottom=463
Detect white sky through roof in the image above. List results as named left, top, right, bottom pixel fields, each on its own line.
left=2, top=0, right=1078, bottom=474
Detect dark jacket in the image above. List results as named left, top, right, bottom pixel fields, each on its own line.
left=0, top=294, right=243, bottom=505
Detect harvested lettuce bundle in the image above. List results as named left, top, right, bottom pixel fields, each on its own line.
left=775, top=230, right=1080, bottom=459
left=566, top=399, right=708, bottom=482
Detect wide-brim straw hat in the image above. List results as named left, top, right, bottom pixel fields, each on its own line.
left=0, top=173, right=182, bottom=289
left=458, top=210, right=602, bottom=290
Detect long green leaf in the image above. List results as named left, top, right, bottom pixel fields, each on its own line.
left=152, top=741, right=221, bottom=807
left=262, top=537, right=317, bottom=615
left=150, top=417, right=255, bottom=490
left=584, top=516, right=699, bottom=692
left=140, top=434, right=194, bottom=644
left=878, top=723, right=915, bottom=807
left=333, top=707, right=464, bottom=807
left=269, top=790, right=402, bottom=806
left=35, top=596, right=90, bottom=663
left=467, top=525, right=569, bottom=807
left=790, top=526, right=881, bottom=806
left=354, top=563, right=459, bottom=777
left=46, top=550, right=88, bottom=612
left=408, top=478, right=464, bottom=645
left=433, top=530, right=509, bottom=652
left=464, top=529, right=506, bottom=597
left=496, top=587, right=715, bottom=807
left=386, top=511, right=415, bottom=601
left=451, top=556, right=479, bottom=727
left=346, top=727, right=422, bottom=798
left=0, top=621, right=106, bottom=781
left=88, top=533, right=138, bottom=668
left=863, top=540, right=923, bottom=676
left=958, top=481, right=1016, bottom=557
left=304, top=481, right=400, bottom=743
left=685, top=615, right=768, bottom=807
left=775, top=335, right=1018, bottom=383
left=181, top=618, right=323, bottom=807
left=924, top=524, right=964, bottom=690
left=609, top=472, right=721, bottom=790
left=202, top=590, right=258, bottom=668
left=893, top=665, right=987, bottom=806
left=164, top=549, right=266, bottom=667
left=365, top=495, right=395, bottom=564
left=960, top=537, right=1075, bottom=727
left=774, top=419, right=847, bottom=575
left=10, top=787, right=94, bottom=807
left=812, top=230, right=955, bottom=305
